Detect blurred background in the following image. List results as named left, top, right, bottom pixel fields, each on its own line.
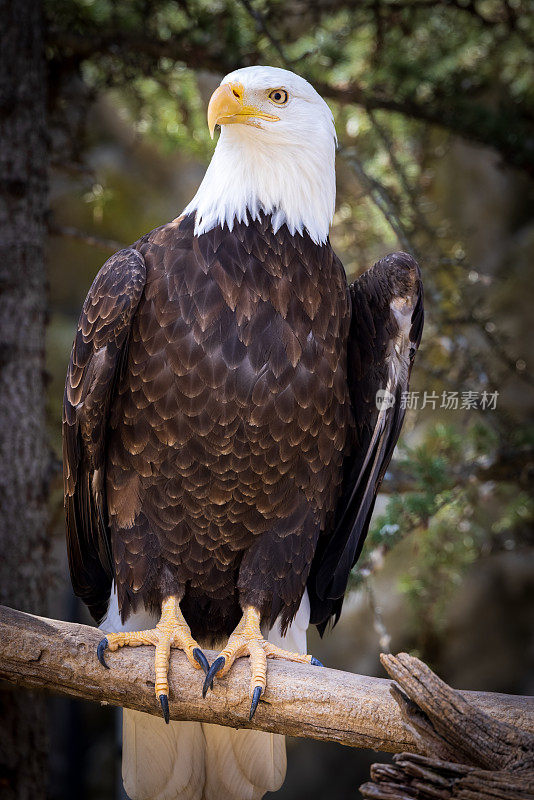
left=9, top=0, right=534, bottom=797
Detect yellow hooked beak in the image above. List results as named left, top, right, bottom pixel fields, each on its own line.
left=207, top=82, right=280, bottom=138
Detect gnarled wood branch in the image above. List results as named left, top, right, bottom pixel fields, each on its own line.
left=360, top=653, right=534, bottom=798
left=1, top=605, right=533, bottom=755
left=362, top=754, right=534, bottom=799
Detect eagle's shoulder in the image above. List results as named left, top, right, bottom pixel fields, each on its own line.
left=131, top=214, right=199, bottom=293
left=135, top=213, right=195, bottom=249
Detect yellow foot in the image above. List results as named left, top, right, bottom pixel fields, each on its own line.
left=97, top=596, right=209, bottom=723
left=202, top=605, right=323, bottom=720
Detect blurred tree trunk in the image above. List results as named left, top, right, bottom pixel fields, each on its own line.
left=0, top=1, right=50, bottom=798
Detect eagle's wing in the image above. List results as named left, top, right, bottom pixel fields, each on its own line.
left=309, top=252, right=424, bottom=633
left=63, top=248, right=146, bottom=622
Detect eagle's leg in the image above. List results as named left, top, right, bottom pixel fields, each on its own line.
left=97, top=596, right=209, bottom=723
left=203, top=605, right=323, bottom=720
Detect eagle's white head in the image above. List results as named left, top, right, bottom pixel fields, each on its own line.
left=183, top=66, right=337, bottom=245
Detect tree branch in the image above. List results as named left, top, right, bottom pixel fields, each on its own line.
left=46, top=31, right=241, bottom=76
left=48, top=222, right=125, bottom=252
left=341, top=148, right=414, bottom=253
left=1, top=605, right=533, bottom=752
left=315, top=80, right=534, bottom=175
left=239, top=0, right=290, bottom=66
left=361, top=754, right=534, bottom=799
left=46, top=30, right=534, bottom=174
left=381, top=445, right=534, bottom=495
left=360, top=652, right=534, bottom=797
left=380, top=652, right=534, bottom=771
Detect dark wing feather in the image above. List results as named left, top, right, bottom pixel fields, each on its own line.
left=63, top=248, right=146, bottom=621
left=309, top=252, right=423, bottom=633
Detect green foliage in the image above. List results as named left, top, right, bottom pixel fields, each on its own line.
left=105, top=71, right=213, bottom=159
left=397, top=505, right=479, bottom=631
left=45, top=0, right=534, bottom=170
left=367, top=424, right=465, bottom=544
left=353, top=422, right=534, bottom=648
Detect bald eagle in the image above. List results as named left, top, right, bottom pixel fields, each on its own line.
left=64, top=66, right=423, bottom=799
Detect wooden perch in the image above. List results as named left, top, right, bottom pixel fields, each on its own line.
left=1, top=605, right=533, bottom=757
left=362, top=754, right=534, bottom=799
left=360, top=653, right=534, bottom=798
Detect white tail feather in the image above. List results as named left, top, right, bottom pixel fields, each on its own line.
left=102, top=588, right=309, bottom=799
left=122, top=712, right=206, bottom=800
left=202, top=726, right=286, bottom=800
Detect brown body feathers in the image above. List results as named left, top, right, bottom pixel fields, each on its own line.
left=63, top=214, right=423, bottom=641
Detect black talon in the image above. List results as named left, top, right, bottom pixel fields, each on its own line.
left=159, top=694, right=170, bottom=724
left=249, top=686, right=262, bottom=721
left=202, top=655, right=225, bottom=697
left=311, top=656, right=324, bottom=667
left=97, top=638, right=109, bottom=669
left=193, top=647, right=210, bottom=676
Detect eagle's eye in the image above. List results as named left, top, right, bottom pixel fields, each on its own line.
left=268, top=89, right=289, bottom=105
